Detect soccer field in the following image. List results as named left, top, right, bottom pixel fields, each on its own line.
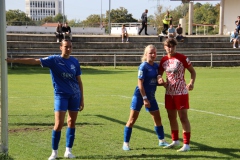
left=2, top=66, right=240, bottom=160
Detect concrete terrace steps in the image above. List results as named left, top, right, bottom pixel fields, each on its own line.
left=7, top=48, right=238, bottom=54
left=7, top=33, right=231, bottom=43
left=7, top=41, right=233, bottom=49
left=6, top=33, right=240, bottom=67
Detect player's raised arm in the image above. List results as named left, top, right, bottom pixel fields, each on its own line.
left=5, top=58, right=41, bottom=65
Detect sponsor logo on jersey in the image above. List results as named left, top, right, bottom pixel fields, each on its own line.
left=186, top=58, right=191, bottom=65
left=58, top=62, right=65, bottom=65
left=42, top=57, right=49, bottom=60
left=61, top=72, right=73, bottom=79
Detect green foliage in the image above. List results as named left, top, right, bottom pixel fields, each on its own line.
left=81, top=14, right=101, bottom=27
left=53, top=13, right=67, bottom=23
left=6, top=9, right=35, bottom=26
left=68, top=19, right=82, bottom=27
left=41, top=14, right=67, bottom=24
left=5, top=2, right=221, bottom=35
left=153, top=2, right=220, bottom=34
left=6, top=66, right=240, bottom=159
left=193, top=3, right=219, bottom=24
left=41, top=16, right=54, bottom=23
left=105, top=7, right=138, bottom=23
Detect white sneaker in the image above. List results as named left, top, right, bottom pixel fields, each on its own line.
left=163, top=141, right=180, bottom=149
left=159, top=140, right=169, bottom=147
left=177, top=144, right=190, bottom=152
left=48, top=151, right=58, bottom=160
left=64, top=151, right=75, bottom=158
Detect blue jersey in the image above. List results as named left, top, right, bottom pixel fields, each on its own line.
left=40, top=55, right=81, bottom=94
left=133, top=62, right=158, bottom=100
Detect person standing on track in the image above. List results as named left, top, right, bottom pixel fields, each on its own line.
left=138, top=9, right=149, bottom=35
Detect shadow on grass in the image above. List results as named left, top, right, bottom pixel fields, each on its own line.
left=9, top=122, right=102, bottom=127
left=7, top=65, right=136, bottom=75
left=0, top=153, right=14, bottom=160
left=81, top=67, right=136, bottom=75
left=74, top=154, right=234, bottom=159
left=96, top=114, right=240, bottom=159
left=7, top=65, right=49, bottom=75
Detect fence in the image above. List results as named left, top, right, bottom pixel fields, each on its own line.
left=7, top=50, right=240, bottom=68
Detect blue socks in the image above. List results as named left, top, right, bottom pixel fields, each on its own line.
left=123, top=126, right=132, bottom=142
left=154, top=126, right=165, bottom=140
left=52, top=130, right=61, bottom=150
left=66, top=127, right=75, bottom=148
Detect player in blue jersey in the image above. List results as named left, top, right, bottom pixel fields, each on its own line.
left=122, top=44, right=168, bottom=151
left=5, top=39, right=84, bottom=160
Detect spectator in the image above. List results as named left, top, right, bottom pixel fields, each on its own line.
left=167, top=25, right=176, bottom=38
left=138, top=9, right=148, bottom=35
left=169, top=15, right=173, bottom=25
left=62, top=22, right=72, bottom=41
left=176, top=24, right=184, bottom=42
left=162, top=11, right=172, bottom=35
left=55, top=23, right=63, bottom=42
left=121, top=24, right=129, bottom=43
left=230, top=28, right=239, bottom=48
left=236, top=16, right=240, bottom=33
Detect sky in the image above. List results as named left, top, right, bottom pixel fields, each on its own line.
left=5, top=0, right=220, bottom=21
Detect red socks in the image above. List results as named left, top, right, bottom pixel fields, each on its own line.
left=183, top=132, right=191, bottom=144
left=171, top=130, right=191, bottom=144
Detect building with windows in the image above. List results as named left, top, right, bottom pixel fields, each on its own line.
left=25, top=0, right=62, bottom=21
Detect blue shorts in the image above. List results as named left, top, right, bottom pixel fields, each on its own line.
left=130, top=95, right=159, bottom=112
left=54, top=93, right=81, bottom=111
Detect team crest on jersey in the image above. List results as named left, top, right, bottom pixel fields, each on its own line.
left=138, top=70, right=143, bottom=77
left=71, top=64, right=75, bottom=70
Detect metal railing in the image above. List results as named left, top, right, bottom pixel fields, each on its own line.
left=7, top=50, right=240, bottom=68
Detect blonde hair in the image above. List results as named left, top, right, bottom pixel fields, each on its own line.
left=141, top=44, right=156, bottom=62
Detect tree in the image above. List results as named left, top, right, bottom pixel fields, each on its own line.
left=6, top=9, right=34, bottom=26
left=81, top=14, right=101, bottom=27
left=68, top=19, right=82, bottom=27
left=105, top=7, right=138, bottom=23
left=41, top=16, right=54, bottom=23
left=53, top=13, right=67, bottom=23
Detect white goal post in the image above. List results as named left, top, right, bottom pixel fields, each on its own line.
left=0, top=0, right=9, bottom=154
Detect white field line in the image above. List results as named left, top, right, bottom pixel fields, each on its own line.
left=9, top=94, right=240, bottom=120
left=110, top=95, right=240, bottom=120
left=189, top=109, right=240, bottom=120
left=157, top=102, right=240, bottom=120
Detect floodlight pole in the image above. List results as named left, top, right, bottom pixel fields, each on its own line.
left=108, top=0, right=111, bottom=35
left=0, top=0, right=9, bottom=154
left=100, top=0, right=102, bottom=28
left=63, top=0, right=65, bottom=24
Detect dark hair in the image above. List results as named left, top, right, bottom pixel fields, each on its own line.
left=60, top=39, right=71, bottom=46
left=163, top=38, right=178, bottom=46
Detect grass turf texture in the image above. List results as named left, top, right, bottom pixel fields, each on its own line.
left=2, top=65, right=240, bottom=159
